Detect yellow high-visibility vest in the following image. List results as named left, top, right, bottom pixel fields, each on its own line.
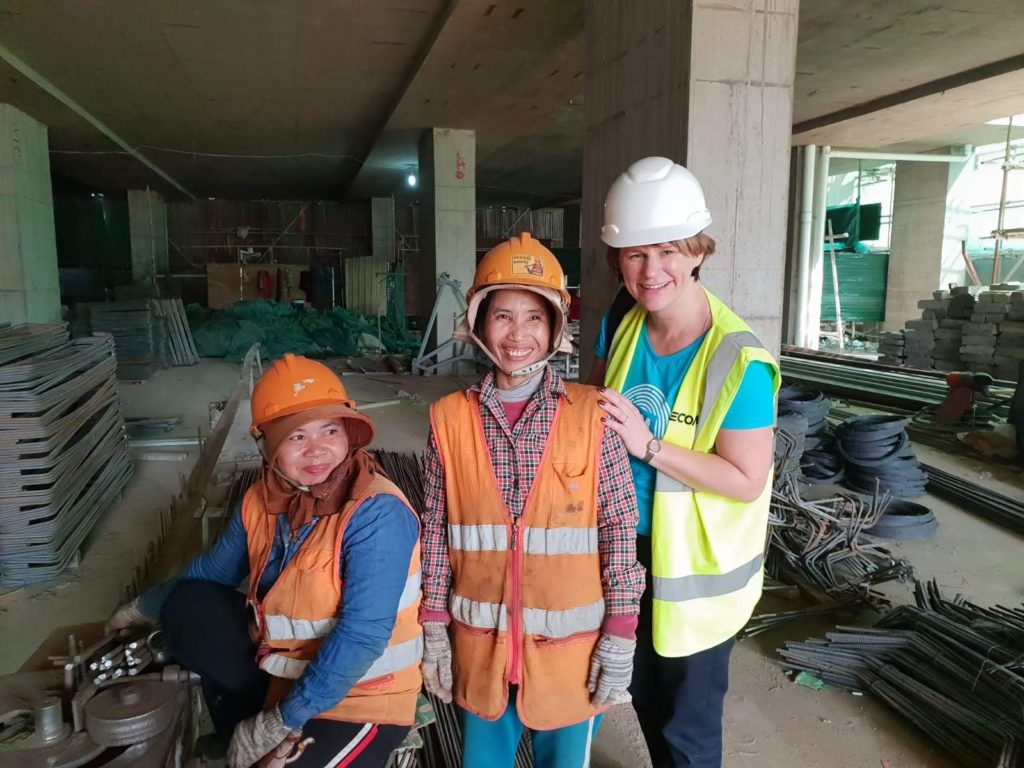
left=605, top=288, right=780, bottom=657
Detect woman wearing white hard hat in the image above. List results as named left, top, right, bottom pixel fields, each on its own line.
left=588, top=158, right=780, bottom=768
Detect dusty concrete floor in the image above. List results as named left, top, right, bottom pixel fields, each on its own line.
left=2, top=359, right=1021, bottom=768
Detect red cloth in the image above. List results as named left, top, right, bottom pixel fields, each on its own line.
left=500, top=399, right=529, bottom=429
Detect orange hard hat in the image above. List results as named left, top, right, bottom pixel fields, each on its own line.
left=250, top=354, right=373, bottom=449
left=453, top=233, right=573, bottom=377
left=467, top=233, right=570, bottom=306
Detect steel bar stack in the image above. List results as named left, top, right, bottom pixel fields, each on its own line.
left=0, top=324, right=133, bottom=586
left=149, top=298, right=200, bottom=367
left=780, top=351, right=1014, bottom=418
left=921, top=462, right=1024, bottom=536
left=86, top=300, right=157, bottom=379
left=778, top=581, right=1024, bottom=768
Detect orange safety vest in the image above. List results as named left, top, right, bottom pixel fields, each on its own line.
left=430, top=382, right=605, bottom=730
left=241, top=474, right=422, bottom=726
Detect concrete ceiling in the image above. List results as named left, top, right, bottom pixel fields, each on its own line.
left=1, top=0, right=1023, bottom=202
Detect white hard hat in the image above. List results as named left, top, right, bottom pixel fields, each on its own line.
left=600, top=157, right=712, bottom=248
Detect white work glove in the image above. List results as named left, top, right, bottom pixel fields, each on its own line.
left=227, top=706, right=292, bottom=768
left=421, top=622, right=453, bottom=703
left=105, top=597, right=153, bottom=634
left=587, top=633, right=636, bottom=708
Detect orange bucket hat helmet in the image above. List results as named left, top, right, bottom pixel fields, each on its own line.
left=250, top=354, right=374, bottom=463
left=453, top=232, right=573, bottom=377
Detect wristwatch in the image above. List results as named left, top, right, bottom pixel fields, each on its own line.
left=642, top=438, right=662, bottom=464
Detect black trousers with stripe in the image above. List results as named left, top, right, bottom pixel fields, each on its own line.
left=629, top=536, right=735, bottom=768
left=162, top=580, right=408, bottom=767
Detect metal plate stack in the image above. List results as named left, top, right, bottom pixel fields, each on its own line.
left=149, top=299, right=199, bottom=367
left=86, top=300, right=156, bottom=380
left=0, top=324, right=133, bottom=587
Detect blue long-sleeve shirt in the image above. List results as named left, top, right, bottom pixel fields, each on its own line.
left=139, top=493, right=418, bottom=728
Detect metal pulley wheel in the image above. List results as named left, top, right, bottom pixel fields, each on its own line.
left=83, top=681, right=177, bottom=747
left=0, top=698, right=104, bottom=768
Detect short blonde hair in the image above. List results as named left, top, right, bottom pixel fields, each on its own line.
left=606, top=233, right=716, bottom=280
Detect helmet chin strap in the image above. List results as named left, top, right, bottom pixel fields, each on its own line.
left=254, top=435, right=312, bottom=492
left=470, top=331, right=559, bottom=379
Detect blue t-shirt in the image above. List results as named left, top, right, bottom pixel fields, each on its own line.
left=595, top=312, right=776, bottom=535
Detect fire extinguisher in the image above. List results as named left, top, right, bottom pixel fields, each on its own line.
left=256, top=269, right=272, bottom=299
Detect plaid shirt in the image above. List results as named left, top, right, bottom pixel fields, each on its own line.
left=421, top=365, right=644, bottom=622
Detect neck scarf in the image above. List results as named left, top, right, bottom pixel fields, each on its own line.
left=258, top=449, right=381, bottom=530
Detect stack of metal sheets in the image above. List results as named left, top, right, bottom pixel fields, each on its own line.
left=149, top=299, right=199, bottom=367
left=0, top=324, right=133, bottom=586
left=86, top=300, right=156, bottom=380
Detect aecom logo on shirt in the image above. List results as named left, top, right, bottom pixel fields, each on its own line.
left=623, top=384, right=695, bottom=438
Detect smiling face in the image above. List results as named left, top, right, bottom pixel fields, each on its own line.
left=618, top=241, right=704, bottom=314
left=480, top=288, right=553, bottom=388
left=274, top=417, right=350, bottom=487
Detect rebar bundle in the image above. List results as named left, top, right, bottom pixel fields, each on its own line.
left=780, top=351, right=1012, bottom=427
left=767, top=476, right=910, bottom=591
left=778, top=580, right=1024, bottom=768
left=922, top=461, right=1024, bottom=536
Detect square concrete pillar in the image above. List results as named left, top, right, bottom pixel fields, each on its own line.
left=0, top=104, right=60, bottom=324
left=128, top=188, right=168, bottom=286
left=562, top=204, right=582, bottom=249
left=885, top=158, right=970, bottom=330
left=581, top=0, right=798, bottom=370
left=371, top=197, right=396, bottom=262
left=417, top=128, right=476, bottom=363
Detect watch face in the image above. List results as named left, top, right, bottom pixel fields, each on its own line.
left=649, top=438, right=661, bottom=453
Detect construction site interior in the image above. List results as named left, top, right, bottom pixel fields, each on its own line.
left=1, top=3, right=1023, bottom=767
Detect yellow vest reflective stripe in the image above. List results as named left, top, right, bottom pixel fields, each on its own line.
left=605, top=288, right=780, bottom=657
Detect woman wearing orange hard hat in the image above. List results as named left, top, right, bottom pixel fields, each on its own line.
left=106, top=354, right=421, bottom=768
left=420, top=233, right=645, bottom=767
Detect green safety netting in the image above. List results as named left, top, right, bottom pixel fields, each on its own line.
left=186, top=301, right=420, bottom=362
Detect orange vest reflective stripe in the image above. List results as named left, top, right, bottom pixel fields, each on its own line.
left=430, top=383, right=605, bottom=729
left=241, top=474, right=422, bottom=726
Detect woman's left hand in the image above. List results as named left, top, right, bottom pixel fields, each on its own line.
left=598, top=388, right=655, bottom=459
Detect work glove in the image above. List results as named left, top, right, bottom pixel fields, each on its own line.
left=421, top=621, right=453, bottom=704
left=105, top=597, right=152, bottom=634
left=587, top=633, right=636, bottom=708
left=227, top=706, right=292, bottom=768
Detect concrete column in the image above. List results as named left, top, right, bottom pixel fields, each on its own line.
left=884, top=159, right=969, bottom=330
left=562, top=204, right=581, bottom=249
left=371, top=197, right=396, bottom=262
left=0, top=104, right=60, bottom=324
left=581, top=0, right=798, bottom=370
left=417, top=128, right=476, bottom=363
left=127, top=188, right=168, bottom=286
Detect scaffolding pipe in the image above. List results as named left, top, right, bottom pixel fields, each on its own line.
left=806, top=145, right=831, bottom=349
left=829, top=146, right=972, bottom=163
left=793, top=145, right=816, bottom=347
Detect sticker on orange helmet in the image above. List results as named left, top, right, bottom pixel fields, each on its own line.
left=512, top=254, right=544, bottom=277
